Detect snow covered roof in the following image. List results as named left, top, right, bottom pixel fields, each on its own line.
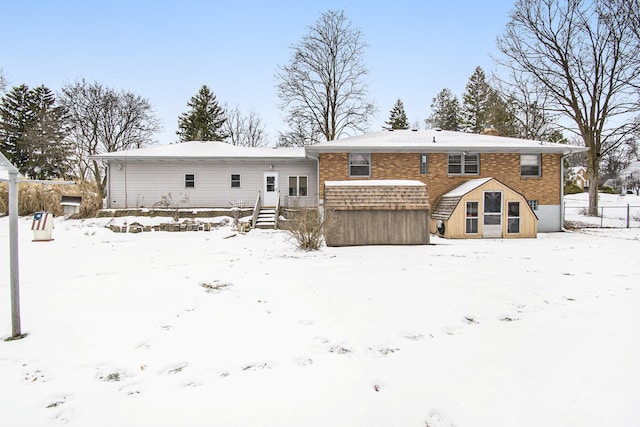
left=91, top=141, right=307, bottom=161
left=305, top=129, right=588, bottom=155
left=441, top=177, right=493, bottom=198
left=324, top=179, right=426, bottom=187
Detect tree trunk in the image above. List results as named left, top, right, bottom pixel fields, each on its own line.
left=586, top=148, right=599, bottom=216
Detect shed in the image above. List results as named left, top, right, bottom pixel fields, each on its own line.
left=61, top=196, right=82, bottom=215
left=431, top=177, right=537, bottom=239
left=324, top=180, right=430, bottom=246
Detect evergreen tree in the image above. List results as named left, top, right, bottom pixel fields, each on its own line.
left=385, top=98, right=409, bottom=129
left=0, top=84, right=72, bottom=178
left=177, top=85, right=227, bottom=142
left=425, top=88, right=461, bottom=131
left=461, top=66, right=492, bottom=133
left=0, top=84, right=33, bottom=170
left=485, top=89, right=519, bottom=137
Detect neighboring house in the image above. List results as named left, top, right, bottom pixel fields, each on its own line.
left=92, top=142, right=317, bottom=210
left=94, top=129, right=587, bottom=239
left=619, top=161, right=640, bottom=194
left=305, top=129, right=587, bottom=233
left=568, top=166, right=589, bottom=190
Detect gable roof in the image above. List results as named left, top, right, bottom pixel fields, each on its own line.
left=305, top=129, right=588, bottom=155
left=91, top=141, right=306, bottom=161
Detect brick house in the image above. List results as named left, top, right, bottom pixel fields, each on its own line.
left=305, top=129, right=588, bottom=234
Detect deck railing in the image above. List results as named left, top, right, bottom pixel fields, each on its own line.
left=274, top=191, right=281, bottom=229
left=252, top=191, right=261, bottom=229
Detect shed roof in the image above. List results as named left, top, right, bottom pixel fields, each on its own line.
left=325, top=180, right=430, bottom=210
left=91, top=141, right=306, bottom=161
left=306, top=129, right=588, bottom=155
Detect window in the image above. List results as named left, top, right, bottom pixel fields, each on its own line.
left=185, top=174, right=195, bottom=188
left=420, top=154, right=429, bottom=174
left=521, top=154, right=541, bottom=176
left=448, top=153, right=479, bottom=175
left=527, top=199, right=538, bottom=211
left=231, top=174, right=241, bottom=188
left=508, top=202, right=520, bottom=234
left=349, top=153, right=371, bottom=177
left=466, top=201, right=479, bottom=234
left=288, top=176, right=308, bottom=197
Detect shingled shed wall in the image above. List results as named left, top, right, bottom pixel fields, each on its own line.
left=324, top=181, right=430, bottom=246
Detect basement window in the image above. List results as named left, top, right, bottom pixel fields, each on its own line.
left=349, top=153, right=371, bottom=177
left=527, top=200, right=538, bottom=211
left=185, top=173, right=195, bottom=188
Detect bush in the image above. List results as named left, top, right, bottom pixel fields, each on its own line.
left=564, top=183, right=584, bottom=194
left=600, top=186, right=618, bottom=194
left=285, top=202, right=334, bottom=251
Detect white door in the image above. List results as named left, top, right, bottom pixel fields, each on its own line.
left=263, top=172, right=279, bottom=206
left=483, top=191, right=503, bottom=238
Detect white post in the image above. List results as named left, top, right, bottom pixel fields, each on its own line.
left=8, top=169, right=21, bottom=338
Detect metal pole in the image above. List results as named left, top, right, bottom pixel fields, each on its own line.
left=627, top=204, right=630, bottom=229
left=8, top=169, right=21, bottom=338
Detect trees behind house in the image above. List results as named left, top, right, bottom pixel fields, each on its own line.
left=0, top=84, right=72, bottom=179
left=385, top=99, right=409, bottom=130
left=177, top=85, right=227, bottom=142
left=61, top=79, right=160, bottom=197
left=276, top=10, right=376, bottom=144
left=426, top=88, right=461, bottom=131
left=496, top=0, right=640, bottom=215
left=224, top=105, right=268, bottom=147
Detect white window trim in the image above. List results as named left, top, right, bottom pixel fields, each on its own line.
left=230, top=173, right=241, bottom=189
left=349, top=153, right=371, bottom=177
left=288, top=175, right=309, bottom=197
left=448, top=153, right=479, bottom=175
left=420, top=154, right=429, bottom=175
left=185, top=173, right=195, bottom=189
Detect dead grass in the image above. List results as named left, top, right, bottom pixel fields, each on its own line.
left=0, top=181, right=102, bottom=218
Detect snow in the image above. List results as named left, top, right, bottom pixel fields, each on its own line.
left=93, top=141, right=306, bottom=160
left=441, top=177, right=493, bottom=197
left=1, top=209, right=639, bottom=426
left=325, top=179, right=426, bottom=187
left=564, top=192, right=640, bottom=228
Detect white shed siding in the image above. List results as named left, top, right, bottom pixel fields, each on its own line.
left=106, top=159, right=317, bottom=209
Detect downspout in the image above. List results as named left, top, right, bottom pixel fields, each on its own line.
left=560, top=151, right=570, bottom=231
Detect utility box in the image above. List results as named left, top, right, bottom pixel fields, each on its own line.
left=32, top=211, right=54, bottom=242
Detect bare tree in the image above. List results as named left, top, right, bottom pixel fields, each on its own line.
left=276, top=10, right=376, bottom=143
left=223, top=105, right=268, bottom=147
left=496, top=0, right=640, bottom=215
left=60, top=79, right=160, bottom=197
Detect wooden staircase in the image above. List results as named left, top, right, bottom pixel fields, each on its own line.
left=254, top=207, right=277, bottom=229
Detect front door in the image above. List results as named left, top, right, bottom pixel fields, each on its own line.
left=263, top=172, right=279, bottom=206
left=483, top=191, right=503, bottom=238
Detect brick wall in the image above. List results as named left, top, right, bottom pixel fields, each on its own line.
left=319, top=152, right=561, bottom=205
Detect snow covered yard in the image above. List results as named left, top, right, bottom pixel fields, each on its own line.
left=1, top=215, right=639, bottom=427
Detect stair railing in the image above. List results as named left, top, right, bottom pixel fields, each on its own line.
left=252, top=191, right=261, bottom=229
left=274, top=190, right=281, bottom=229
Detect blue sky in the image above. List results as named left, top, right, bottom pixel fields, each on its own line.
left=2, top=0, right=515, bottom=145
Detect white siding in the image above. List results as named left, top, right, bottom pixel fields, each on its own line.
left=106, top=159, right=318, bottom=209
left=536, top=204, right=561, bottom=232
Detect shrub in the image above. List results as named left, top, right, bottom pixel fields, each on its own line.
left=0, top=181, right=102, bottom=218
left=285, top=202, right=334, bottom=251
left=600, top=186, right=618, bottom=194
left=564, top=183, right=584, bottom=194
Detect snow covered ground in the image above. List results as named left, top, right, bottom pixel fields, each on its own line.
left=564, top=192, right=640, bottom=228
left=1, top=207, right=639, bottom=427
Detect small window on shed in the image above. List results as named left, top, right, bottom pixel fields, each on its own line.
left=185, top=174, right=195, bottom=188
left=466, top=201, right=479, bottom=234
left=231, top=174, right=241, bottom=188
left=349, top=154, right=371, bottom=177
left=508, top=202, right=520, bottom=234
left=420, top=154, right=429, bottom=174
